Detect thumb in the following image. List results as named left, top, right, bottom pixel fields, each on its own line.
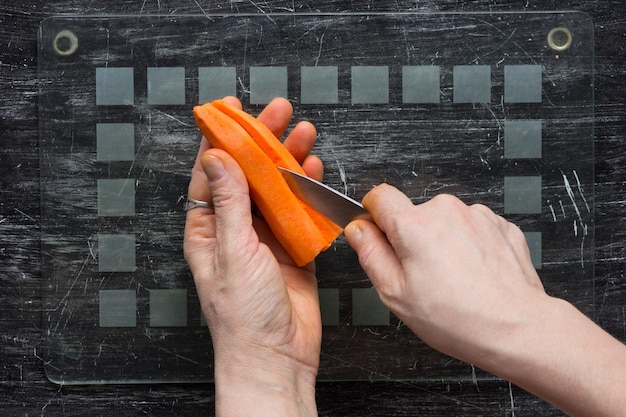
left=345, top=219, right=404, bottom=295
left=201, top=149, right=255, bottom=255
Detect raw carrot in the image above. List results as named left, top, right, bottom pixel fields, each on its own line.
left=193, top=101, right=342, bottom=266
left=210, top=99, right=342, bottom=243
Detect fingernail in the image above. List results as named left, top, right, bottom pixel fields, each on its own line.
left=345, top=221, right=362, bottom=244
left=202, top=154, right=226, bottom=183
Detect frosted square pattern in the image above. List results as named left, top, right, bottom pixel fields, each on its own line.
left=97, top=178, right=135, bottom=217
left=96, top=67, right=134, bottom=105
left=149, top=289, right=188, bottom=327
left=504, top=176, right=542, bottom=214
left=453, top=65, right=491, bottom=103
left=147, top=67, right=186, bottom=105
left=352, top=288, right=389, bottom=326
left=504, top=120, right=542, bottom=159
left=99, top=290, right=137, bottom=328
left=198, top=67, right=236, bottom=103
left=505, top=65, right=542, bottom=103
left=402, top=66, right=440, bottom=103
left=301, top=66, right=339, bottom=104
left=98, top=234, right=136, bottom=272
left=351, top=66, right=389, bottom=104
left=96, top=123, right=134, bottom=161
left=250, top=66, right=288, bottom=104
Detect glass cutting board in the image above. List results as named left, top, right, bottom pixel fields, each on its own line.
left=39, top=12, right=594, bottom=384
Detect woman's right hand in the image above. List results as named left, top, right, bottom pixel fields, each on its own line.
left=345, top=184, right=626, bottom=417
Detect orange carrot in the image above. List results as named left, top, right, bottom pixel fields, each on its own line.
left=193, top=101, right=342, bottom=266
left=210, top=99, right=342, bottom=243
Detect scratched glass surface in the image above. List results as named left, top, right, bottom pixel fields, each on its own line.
left=39, top=13, right=594, bottom=384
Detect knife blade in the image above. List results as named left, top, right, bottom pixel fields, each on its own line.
left=278, top=166, right=371, bottom=228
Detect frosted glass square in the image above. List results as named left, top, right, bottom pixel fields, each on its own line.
left=504, top=176, right=542, bottom=214
left=96, top=123, right=135, bottom=161
left=402, top=66, right=440, bottom=103
left=147, top=67, right=186, bottom=105
left=97, top=178, right=135, bottom=217
left=524, top=232, right=542, bottom=269
left=504, top=120, right=542, bottom=159
left=149, top=289, right=188, bottom=327
left=453, top=65, right=491, bottom=103
left=301, top=66, right=338, bottom=104
left=98, top=234, right=136, bottom=272
left=96, top=67, right=134, bottom=105
left=351, top=66, right=389, bottom=104
left=198, top=67, right=236, bottom=103
left=99, top=290, right=137, bottom=328
left=249, top=66, right=288, bottom=105
left=505, top=65, right=542, bottom=103
left=318, top=288, right=339, bottom=326
left=352, top=288, right=389, bottom=326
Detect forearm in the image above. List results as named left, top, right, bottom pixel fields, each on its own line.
left=214, top=348, right=318, bottom=417
left=490, top=297, right=626, bottom=417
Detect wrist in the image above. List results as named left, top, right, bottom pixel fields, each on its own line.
left=214, top=346, right=318, bottom=417
left=487, top=295, right=625, bottom=416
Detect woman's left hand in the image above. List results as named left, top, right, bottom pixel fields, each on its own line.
left=184, top=97, right=322, bottom=417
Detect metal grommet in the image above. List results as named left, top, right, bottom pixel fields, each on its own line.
left=547, top=27, right=572, bottom=52
left=53, top=30, right=79, bottom=56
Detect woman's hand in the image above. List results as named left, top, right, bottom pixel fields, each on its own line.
left=184, top=97, right=321, bottom=417
left=345, top=185, right=626, bottom=417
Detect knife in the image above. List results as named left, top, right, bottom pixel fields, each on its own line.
left=278, top=166, right=371, bottom=228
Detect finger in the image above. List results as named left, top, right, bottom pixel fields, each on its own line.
left=185, top=136, right=214, bottom=230
left=345, top=219, right=404, bottom=301
left=184, top=136, right=217, bottom=279
left=201, top=149, right=256, bottom=257
left=361, top=183, right=416, bottom=238
left=301, top=155, right=324, bottom=182
left=283, top=121, right=317, bottom=164
left=222, top=96, right=242, bottom=110
left=257, top=97, right=293, bottom=138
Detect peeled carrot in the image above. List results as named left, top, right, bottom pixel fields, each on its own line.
left=193, top=100, right=342, bottom=266
left=210, top=99, right=342, bottom=244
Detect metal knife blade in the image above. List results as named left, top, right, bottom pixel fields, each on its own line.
left=278, top=166, right=371, bottom=228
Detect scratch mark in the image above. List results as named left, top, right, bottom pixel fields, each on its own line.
left=14, top=208, right=36, bottom=222
left=158, top=347, right=200, bottom=365
left=509, top=381, right=516, bottom=416
left=191, top=0, right=207, bottom=15
left=548, top=202, right=557, bottom=222
left=104, top=28, right=110, bottom=67
left=94, top=342, right=104, bottom=365
left=40, top=378, right=63, bottom=416
left=562, top=171, right=585, bottom=230
left=314, top=33, right=325, bottom=66
left=572, top=169, right=591, bottom=213
left=48, top=238, right=95, bottom=316
left=470, top=364, right=479, bottom=391
left=319, top=351, right=484, bottom=410
left=480, top=103, right=504, bottom=131
left=152, top=108, right=192, bottom=127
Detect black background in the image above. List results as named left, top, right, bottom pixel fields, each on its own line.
left=1, top=1, right=625, bottom=416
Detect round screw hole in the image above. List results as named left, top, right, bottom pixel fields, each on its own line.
left=547, top=27, right=572, bottom=52
left=53, top=30, right=79, bottom=56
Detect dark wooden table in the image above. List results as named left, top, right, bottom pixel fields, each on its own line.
left=1, top=1, right=624, bottom=415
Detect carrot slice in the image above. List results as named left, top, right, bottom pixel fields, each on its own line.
left=210, top=99, right=342, bottom=244
left=193, top=102, right=342, bottom=266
